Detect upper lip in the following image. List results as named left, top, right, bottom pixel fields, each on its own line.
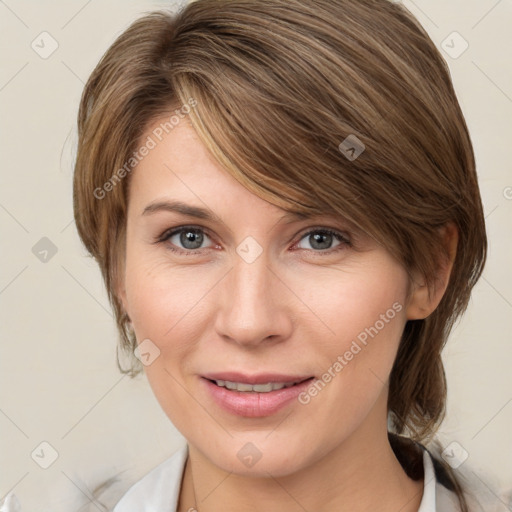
left=202, top=372, right=314, bottom=385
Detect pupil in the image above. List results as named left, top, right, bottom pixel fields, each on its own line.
left=181, top=230, right=203, bottom=249
left=311, top=232, right=331, bottom=250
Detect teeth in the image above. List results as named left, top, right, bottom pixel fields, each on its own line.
left=214, top=380, right=299, bottom=392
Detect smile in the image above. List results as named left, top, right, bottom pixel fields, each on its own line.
left=211, top=379, right=303, bottom=392
left=201, top=375, right=315, bottom=417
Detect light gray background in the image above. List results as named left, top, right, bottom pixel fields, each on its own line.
left=1, top=1, right=511, bottom=510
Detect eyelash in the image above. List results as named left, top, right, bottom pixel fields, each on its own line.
left=155, top=225, right=351, bottom=257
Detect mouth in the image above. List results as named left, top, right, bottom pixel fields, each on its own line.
left=206, top=377, right=313, bottom=393
left=200, top=373, right=315, bottom=417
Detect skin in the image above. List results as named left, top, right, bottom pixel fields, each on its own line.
left=117, top=116, right=457, bottom=512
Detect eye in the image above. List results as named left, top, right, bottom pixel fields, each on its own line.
left=294, top=228, right=350, bottom=253
left=156, top=225, right=351, bottom=256
left=157, top=226, right=215, bottom=255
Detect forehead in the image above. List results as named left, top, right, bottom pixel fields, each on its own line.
left=129, top=117, right=335, bottom=226
left=129, top=119, right=278, bottom=216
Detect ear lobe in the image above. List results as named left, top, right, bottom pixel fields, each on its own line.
left=405, top=278, right=431, bottom=320
left=405, top=222, right=458, bottom=320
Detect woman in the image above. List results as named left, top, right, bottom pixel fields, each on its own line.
left=73, top=0, right=491, bottom=510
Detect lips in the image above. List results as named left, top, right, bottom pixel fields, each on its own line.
left=201, top=372, right=315, bottom=417
left=202, top=371, right=313, bottom=385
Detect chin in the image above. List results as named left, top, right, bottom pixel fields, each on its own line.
left=194, top=434, right=317, bottom=478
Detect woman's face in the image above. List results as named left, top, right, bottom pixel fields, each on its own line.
left=119, top=117, right=419, bottom=476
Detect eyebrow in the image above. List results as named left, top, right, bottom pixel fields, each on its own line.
left=141, top=199, right=312, bottom=225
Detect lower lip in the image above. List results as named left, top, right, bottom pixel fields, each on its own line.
left=201, top=377, right=314, bottom=417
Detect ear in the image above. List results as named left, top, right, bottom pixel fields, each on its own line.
left=405, top=222, right=458, bottom=320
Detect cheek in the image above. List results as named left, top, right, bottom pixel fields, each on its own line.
left=125, top=259, right=204, bottom=347
left=294, top=260, right=409, bottom=356
left=123, top=258, right=210, bottom=426
left=123, top=252, right=226, bottom=396
left=294, top=262, right=409, bottom=411
left=337, top=276, right=407, bottom=364
left=289, top=265, right=408, bottom=443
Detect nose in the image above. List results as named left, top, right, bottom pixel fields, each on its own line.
left=213, top=250, right=294, bottom=348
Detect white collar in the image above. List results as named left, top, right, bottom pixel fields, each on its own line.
left=418, top=447, right=437, bottom=511
left=113, top=443, right=440, bottom=511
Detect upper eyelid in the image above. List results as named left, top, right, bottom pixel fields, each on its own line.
left=158, top=225, right=215, bottom=243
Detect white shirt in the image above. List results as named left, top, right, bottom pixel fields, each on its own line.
left=112, top=443, right=462, bottom=511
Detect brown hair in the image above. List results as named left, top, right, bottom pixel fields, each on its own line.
left=73, top=1, right=486, bottom=509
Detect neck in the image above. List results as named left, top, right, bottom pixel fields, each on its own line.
left=178, top=401, right=424, bottom=512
